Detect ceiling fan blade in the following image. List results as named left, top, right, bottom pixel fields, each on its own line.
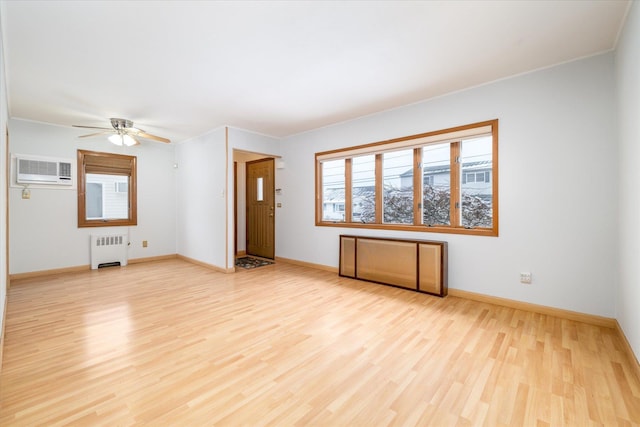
left=135, top=131, right=171, bottom=143
left=74, top=120, right=170, bottom=144
left=73, top=124, right=112, bottom=130
left=78, top=131, right=113, bottom=138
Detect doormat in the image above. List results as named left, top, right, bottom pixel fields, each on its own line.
left=235, top=256, right=274, bottom=269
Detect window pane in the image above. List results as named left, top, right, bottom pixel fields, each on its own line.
left=115, top=182, right=128, bottom=193
left=461, top=136, right=492, bottom=228
left=86, top=183, right=103, bottom=219
left=256, top=177, right=264, bottom=201
left=383, top=150, right=413, bottom=224
left=86, top=173, right=129, bottom=220
left=422, top=143, right=451, bottom=226
left=321, top=159, right=345, bottom=221
left=351, top=155, right=375, bottom=222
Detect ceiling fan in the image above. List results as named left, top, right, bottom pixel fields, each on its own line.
left=73, top=118, right=171, bottom=146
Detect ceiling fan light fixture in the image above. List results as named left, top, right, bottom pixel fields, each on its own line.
left=108, top=133, right=137, bottom=146
left=108, top=133, right=124, bottom=146
left=122, top=134, right=137, bottom=146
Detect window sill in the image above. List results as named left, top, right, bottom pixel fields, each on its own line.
left=316, top=221, right=498, bottom=237
left=78, top=219, right=137, bottom=228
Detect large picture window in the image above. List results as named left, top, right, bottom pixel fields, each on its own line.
left=77, top=150, right=137, bottom=227
left=315, top=120, right=498, bottom=236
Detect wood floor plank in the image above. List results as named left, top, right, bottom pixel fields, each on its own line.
left=1, top=259, right=639, bottom=426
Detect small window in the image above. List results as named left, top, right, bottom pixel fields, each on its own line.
left=461, top=136, right=493, bottom=229
left=115, top=181, right=128, bottom=193
left=422, top=142, right=451, bottom=226
left=383, top=149, right=413, bottom=224
left=321, top=159, right=345, bottom=221
left=256, top=177, right=264, bottom=201
left=86, top=182, right=103, bottom=219
left=352, top=155, right=375, bottom=222
left=77, top=150, right=137, bottom=227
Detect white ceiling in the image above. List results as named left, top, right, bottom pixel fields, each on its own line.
left=0, top=1, right=631, bottom=143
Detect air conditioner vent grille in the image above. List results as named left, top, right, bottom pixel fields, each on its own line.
left=19, top=159, right=57, bottom=176
left=59, top=162, right=72, bottom=178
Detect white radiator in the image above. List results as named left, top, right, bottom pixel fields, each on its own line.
left=90, top=234, right=129, bottom=269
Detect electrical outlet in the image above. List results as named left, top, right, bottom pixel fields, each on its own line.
left=142, top=240, right=148, bottom=248
left=520, top=272, right=532, bottom=284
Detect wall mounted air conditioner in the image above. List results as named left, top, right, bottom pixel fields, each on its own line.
left=15, top=155, right=73, bottom=186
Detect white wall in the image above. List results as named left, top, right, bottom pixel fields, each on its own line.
left=175, top=127, right=281, bottom=270
left=1, top=8, right=9, bottom=345
left=8, top=119, right=176, bottom=274
left=279, top=53, right=618, bottom=318
left=616, top=2, right=640, bottom=362
left=175, top=127, right=227, bottom=268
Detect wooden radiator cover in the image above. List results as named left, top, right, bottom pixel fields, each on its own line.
left=339, top=235, right=448, bottom=297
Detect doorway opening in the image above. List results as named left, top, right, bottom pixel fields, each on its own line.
left=233, top=150, right=279, bottom=263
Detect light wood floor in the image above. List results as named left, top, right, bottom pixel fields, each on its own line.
left=1, top=259, right=639, bottom=426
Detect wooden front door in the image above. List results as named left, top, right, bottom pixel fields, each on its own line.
left=246, top=158, right=275, bottom=259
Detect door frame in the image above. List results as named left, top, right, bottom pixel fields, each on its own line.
left=4, top=127, right=8, bottom=290
left=232, top=150, right=280, bottom=261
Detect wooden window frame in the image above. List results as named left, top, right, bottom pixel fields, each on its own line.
left=77, top=149, right=137, bottom=228
left=315, top=120, right=499, bottom=237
